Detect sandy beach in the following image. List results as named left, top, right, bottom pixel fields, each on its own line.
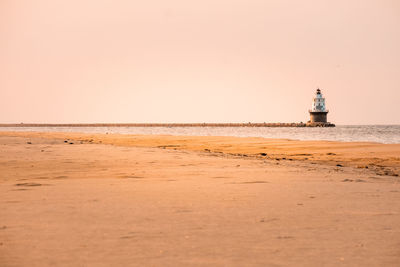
left=1, top=131, right=400, bottom=266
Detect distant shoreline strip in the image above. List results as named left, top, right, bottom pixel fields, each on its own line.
left=0, top=123, right=335, bottom=128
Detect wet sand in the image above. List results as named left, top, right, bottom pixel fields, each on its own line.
left=1, top=132, right=400, bottom=266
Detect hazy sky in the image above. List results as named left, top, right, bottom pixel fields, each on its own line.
left=1, top=0, right=399, bottom=124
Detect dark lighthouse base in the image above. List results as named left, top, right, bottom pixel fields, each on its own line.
left=309, top=111, right=328, bottom=123
left=307, top=111, right=334, bottom=127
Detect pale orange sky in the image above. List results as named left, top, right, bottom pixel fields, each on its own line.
left=0, top=0, right=399, bottom=124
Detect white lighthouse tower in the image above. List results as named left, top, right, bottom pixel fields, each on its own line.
left=309, top=88, right=329, bottom=124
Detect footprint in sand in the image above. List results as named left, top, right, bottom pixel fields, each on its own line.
left=54, top=175, right=68, bottom=179
left=342, top=179, right=367, bottom=183
left=14, top=182, right=44, bottom=187
left=260, top=218, right=279, bottom=223
left=228, top=181, right=268, bottom=184
left=120, top=232, right=139, bottom=239
left=212, top=176, right=231, bottom=179
left=240, top=181, right=269, bottom=184
left=120, top=175, right=145, bottom=179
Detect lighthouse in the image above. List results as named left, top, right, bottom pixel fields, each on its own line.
left=309, top=88, right=329, bottom=124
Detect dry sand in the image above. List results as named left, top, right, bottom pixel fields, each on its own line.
left=0, top=131, right=400, bottom=266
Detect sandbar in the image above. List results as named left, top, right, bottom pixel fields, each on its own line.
left=0, top=131, right=399, bottom=266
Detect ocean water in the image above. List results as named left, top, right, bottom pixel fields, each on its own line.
left=1, top=125, right=400, bottom=144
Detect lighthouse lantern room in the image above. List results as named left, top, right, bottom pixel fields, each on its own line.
left=309, top=88, right=329, bottom=123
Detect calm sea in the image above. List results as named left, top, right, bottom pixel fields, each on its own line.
left=1, top=125, right=400, bottom=144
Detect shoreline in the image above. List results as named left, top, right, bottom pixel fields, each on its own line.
left=1, top=131, right=399, bottom=177
left=2, top=125, right=399, bottom=145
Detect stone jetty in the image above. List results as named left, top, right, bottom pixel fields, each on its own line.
left=0, top=122, right=335, bottom=128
